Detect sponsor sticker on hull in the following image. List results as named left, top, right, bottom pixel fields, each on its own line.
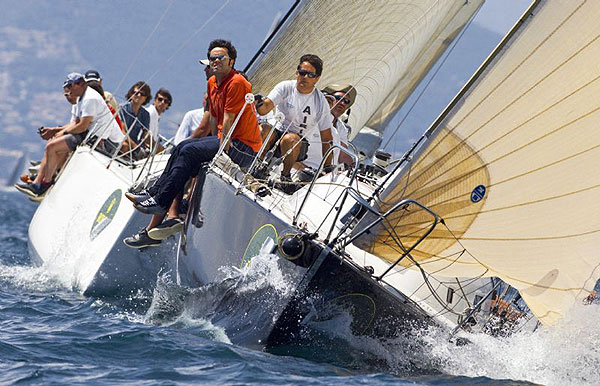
left=90, top=189, right=121, bottom=240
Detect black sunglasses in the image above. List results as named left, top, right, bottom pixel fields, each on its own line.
left=156, top=96, right=170, bottom=105
left=134, top=90, right=147, bottom=97
left=332, top=94, right=351, bottom=105
left=297, top=69, right=318, bottom=78
left=208, top=54, right=228, bottom=62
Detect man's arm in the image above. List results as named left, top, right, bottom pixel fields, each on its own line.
left=40, top=120, right=77, bottom=139
left=208, top=115, right=218, bottom=139
left=64, top=116, right=93, bottom=135
left=338, top=142, right=354, bottom=166
left=255, top=97, right=275, bottom=116
left=320, top=128, right=333, bottom=166
left=220, top=111, right=236, bottom=151
left=190, top=110, right=212, bottom=138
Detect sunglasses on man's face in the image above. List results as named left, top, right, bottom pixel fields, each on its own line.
left=297, top=69, right=318, bottom=78
left=156, top=96, right=170, bottom=104
left=332, top=94, right=351, bottom=105
left=134, top=90, right=146, bottom=97
left=208, top=54, right=228, bottom=62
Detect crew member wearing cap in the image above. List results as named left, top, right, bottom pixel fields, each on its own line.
left=173, top=59, right=215, bottom=145
left=84, top=70, right=118, bottom=112
left=15, top=80, right=80, bottom=194
left=15, top=73, right=124, bottom=198
left=304, top=84, right=356, bottom=169
left=123, top=39, right=262, bottom=248
left=254, top=54, right=333, bottom=193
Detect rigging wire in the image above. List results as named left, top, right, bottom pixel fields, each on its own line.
left=144, top=0, right=232, bottom=83
left=113, top=0, right=176, bottom=97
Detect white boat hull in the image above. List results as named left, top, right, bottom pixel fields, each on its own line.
left=28, top=147, right=174, bottom=296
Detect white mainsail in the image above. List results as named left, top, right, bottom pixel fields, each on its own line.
left=354, top=0, right=600, bottom=326
left=246, top=0, right=484, bottom=156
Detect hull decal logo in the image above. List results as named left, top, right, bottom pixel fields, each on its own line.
left=306, top=293, right=376, bottom=335
left=470, top=185, right=486, bottom=203
left=90, top=189, right=122, bottom=240
left=241, top=224, right=278, bottom=267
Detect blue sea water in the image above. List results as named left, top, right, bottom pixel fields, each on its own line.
left=1, top=188, right=599, bottom=385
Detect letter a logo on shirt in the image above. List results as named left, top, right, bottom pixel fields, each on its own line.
left=302, top=106, right=311, bottom=114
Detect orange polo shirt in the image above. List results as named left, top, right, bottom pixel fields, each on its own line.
left=207, top=70, right=262, bottom=153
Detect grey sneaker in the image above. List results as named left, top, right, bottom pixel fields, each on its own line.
left=147, top=218, right=184, bottom=240
left=15, top=182, right=51, bottom=198
left=125, top=191, right=150, bottom=204
left=134, top=196, right=167, bottom=215
left=123, top=228, right=161, bottom=248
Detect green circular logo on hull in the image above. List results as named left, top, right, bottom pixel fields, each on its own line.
left=241, top=224, right=278, bottom=267
left=90, top=189, right=122, bottom=240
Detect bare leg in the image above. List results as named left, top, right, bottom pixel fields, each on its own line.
left=33, top=137, right=71, bottom=184
left=147, top=213, right=167, bottom=230
left=32, top=153, right=49, bottom=185
left=43, top=138, right=71, bottom=182
left=166, top=194, right=181, bottom=220
left=146, top=193, right=181, bottom=230
left=280, top=133, right=301, bottom=176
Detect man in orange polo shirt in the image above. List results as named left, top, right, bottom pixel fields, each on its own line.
left=123, top=39, right=261, bottom=248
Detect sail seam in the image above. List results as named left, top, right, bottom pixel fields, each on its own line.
left=410, top=1, right=587, bottom=182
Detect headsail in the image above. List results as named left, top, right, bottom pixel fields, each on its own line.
left=353, top=0, right=600, bottom=326
left=246, top=0, right=484, bottom=157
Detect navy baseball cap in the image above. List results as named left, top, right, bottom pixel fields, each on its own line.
left=84, top=70, right=101, bottom=82
left=64, top=72, right=84, bottom=86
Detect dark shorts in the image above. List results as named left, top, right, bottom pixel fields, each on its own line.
left=101, top=139, right=121, bottom=155
left=272, top=130, right=309, bottom=162
left=64, top=131, right=88, bottom=151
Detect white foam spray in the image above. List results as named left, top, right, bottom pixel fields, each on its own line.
left=419, top=303, right=600, bottom=385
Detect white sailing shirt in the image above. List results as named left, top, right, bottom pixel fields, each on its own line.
left=174, top=108, right=204, bottom=145
left=145, top=104, right=160, bottom=141
left=266, top=80, right=331, bottom=137
left=304, top=115, right=350, bottom=169
left=75, top=87, right=124, bottom=143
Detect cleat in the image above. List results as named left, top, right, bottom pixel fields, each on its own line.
left=123, top=228, right=161, bottom=248
left=147, top=218, right=184, bottom=240
left=133, top=196, right=167, bottom=215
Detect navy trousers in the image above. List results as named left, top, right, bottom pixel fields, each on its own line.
left=150, top=136, right=256, bottom=208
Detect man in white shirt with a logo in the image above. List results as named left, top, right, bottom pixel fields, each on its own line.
left=255, top=54, right=333, bottom=190
left=16, top=72, right=124, bottom=198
